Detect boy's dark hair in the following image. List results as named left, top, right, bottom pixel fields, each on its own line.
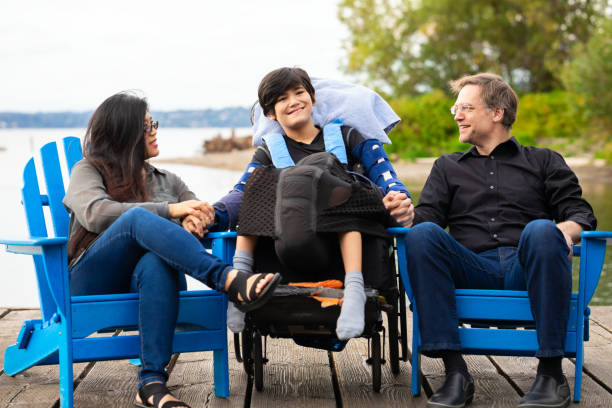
left=258, top=67, right=316, bottom=117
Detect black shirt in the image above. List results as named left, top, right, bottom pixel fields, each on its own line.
left=252, top=125, right=366, bottom=169
left=414, top=137, right=597, bottom=253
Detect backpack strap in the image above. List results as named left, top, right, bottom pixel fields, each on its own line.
left=323, top=118, right=348, bottom=165
left=263, top=133, right=294, bottom=168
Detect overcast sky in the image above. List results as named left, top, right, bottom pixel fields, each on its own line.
left=1, top=0, right=352, bottom=112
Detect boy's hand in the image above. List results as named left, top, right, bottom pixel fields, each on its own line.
left=383, top=191, right=414, bottom=227
left=182, top=214, right=207, bottom=238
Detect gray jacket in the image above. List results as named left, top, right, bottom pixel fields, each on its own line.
left=63, top=159, right=197, bottom=264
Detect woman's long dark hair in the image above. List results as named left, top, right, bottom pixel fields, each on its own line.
left=84, top=91, right=149, bottom=202
left=68, top=92, right=149, bottom=262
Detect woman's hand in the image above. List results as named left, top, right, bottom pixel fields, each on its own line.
left=168, top=200, right=215, bottom=223
left=182, top=214, right=207, bottom=238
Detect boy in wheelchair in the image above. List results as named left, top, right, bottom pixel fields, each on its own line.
left=211, top=67, right=414, bottom=340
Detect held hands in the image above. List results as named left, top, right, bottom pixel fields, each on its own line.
left=168, top=200, right=215, bottom=238
left=383, top=190, right=414, bottom=227
left=182, top=214, right=208, bottom=238
left=168, top=200, right=214, bottom=220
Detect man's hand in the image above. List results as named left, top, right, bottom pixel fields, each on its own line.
left=383, top=190, right=414, bottom=227
left=557, top=220, right=582, bottom=261
left=182, top=214, right=207, bottom=238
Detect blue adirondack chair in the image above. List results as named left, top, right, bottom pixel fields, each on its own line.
left=389, top=226, right=611, bottom=402
left=0, top=136, right=236, bottom=407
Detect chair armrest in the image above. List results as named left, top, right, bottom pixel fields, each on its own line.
left=0, top=236, right=67, bottom=255
left=206, top=231, right=237, bottom=239
left=387, top=227, right=411, bottom=236
left=581, top=230, right=612, bottom=243
left=578, top=230, right=611, bottom=306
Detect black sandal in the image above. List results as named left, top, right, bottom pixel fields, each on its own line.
left=135, top=382, right=191, bottom=408
left=227, top=271, right=282, bottom=312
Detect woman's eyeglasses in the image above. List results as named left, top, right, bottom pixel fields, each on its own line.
left=144, top=121, right=159, bottom=133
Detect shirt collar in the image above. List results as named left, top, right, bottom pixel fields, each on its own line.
left=458, top=136, right=520, bottom=161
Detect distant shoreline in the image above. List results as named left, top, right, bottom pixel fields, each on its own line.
left=152, top=149, right=612, bottom=187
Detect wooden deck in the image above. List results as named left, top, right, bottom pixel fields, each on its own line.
left=1, top=307, right=611, bottom=407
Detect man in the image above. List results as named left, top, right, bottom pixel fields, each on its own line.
left=404, top=73, right=596, bottom=408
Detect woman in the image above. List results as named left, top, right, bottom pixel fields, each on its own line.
left=63, top=92, right=280, bottom=408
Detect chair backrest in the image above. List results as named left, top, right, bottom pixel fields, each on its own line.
left=21, top=136, right=82, bottom=321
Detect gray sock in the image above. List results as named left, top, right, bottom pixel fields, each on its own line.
left=336, top=270, right=366, bottom=340
left=227, top=250, right=254, bottom=333
left=233, top=249, right=254, bottom=274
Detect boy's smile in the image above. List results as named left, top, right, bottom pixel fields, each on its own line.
left=267, top=85, right=315, bottom=132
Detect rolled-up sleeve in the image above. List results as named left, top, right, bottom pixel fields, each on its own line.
left=63, top=160, right=170, bottom=234
left=544, top=152, right=597, bottom=231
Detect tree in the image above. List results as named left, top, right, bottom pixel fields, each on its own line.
left=562, top=16, right=612, bottom=126
left=338, top=0, right=605, bottom=96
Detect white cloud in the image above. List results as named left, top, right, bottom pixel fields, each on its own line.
left=0, top=0, right=350, bottom=111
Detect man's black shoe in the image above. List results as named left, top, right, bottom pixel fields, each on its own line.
left=518, top=374, right=570, bottom=408
left=427, top=371, right=474, bottom=408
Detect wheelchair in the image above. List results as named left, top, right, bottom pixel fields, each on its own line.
left=232, top=234, right=409, bottom=392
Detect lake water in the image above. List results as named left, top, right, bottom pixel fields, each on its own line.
left=0, top=129, right=610, bottom=307
left=0, top=128, right=248, bottom=307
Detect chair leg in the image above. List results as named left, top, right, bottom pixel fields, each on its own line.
left=213, top=347, right=230, bottom=398
left=58, top=328, right=74, bottom=407
left=574, top=346, right=583, bottom=402
left=411, top=313, right=421, bottom=396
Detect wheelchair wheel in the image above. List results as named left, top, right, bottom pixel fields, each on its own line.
left=234, top=333, right=243, bottom=363
left=371, top=332, right=381, bottom=392
left=253, top=331, right=264, bottom=391
left=387, top=305, right=400, bottom=375
left=242, top=329, right=253, bottom=375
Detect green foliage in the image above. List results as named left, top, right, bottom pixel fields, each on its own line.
left=512, top=91, right=589, bottom=149
left=385, top=90, right=462, bottom=159
left=561, top=16, right=612, bottom=128
left=385, top=90, right=594, bottom=159
left=338, top=0, right=605, bottom=96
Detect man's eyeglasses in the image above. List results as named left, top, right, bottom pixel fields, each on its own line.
left=144, top=121, right=159, bottom=133
left=450, top=104, right=476, bottom=115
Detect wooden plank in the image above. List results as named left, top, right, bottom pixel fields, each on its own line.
left=490, top=306, right=612, bottom=406
left=334, top=333, right=424, bottom=407
left=249, top=336, right=337, bottom=408
left=0, top=309, right=89, bottom=407
left=582, top=307, right=612, bottom=392
left=170, top=331, right=246, bottom=407
left=71, top=328, right=140, bottom=408
left=408, top=315, right=521, bottom=407
left=591, top=305, right=612, bottom=333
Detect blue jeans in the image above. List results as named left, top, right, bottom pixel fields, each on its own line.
left=404, top=220, right=571, bottom=358
left=69, top=207, right=232, bottom=386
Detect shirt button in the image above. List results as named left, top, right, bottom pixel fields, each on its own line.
left=490, top=171, right=494, bottom=175
left=490, top=155, right=495, bottom=160
left=493, top=234, right=498, bottom=238
left=491, top=218, right=495, bottom=222
left=490, top=185, right=494, bottom=189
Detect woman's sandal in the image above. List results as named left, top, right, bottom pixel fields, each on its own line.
left=227, top=271, right=282, bottom=312
left=135, top=382, right=191, bottom=408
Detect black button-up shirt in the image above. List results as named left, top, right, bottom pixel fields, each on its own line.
left=414, top=137, right=597, bottom=253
